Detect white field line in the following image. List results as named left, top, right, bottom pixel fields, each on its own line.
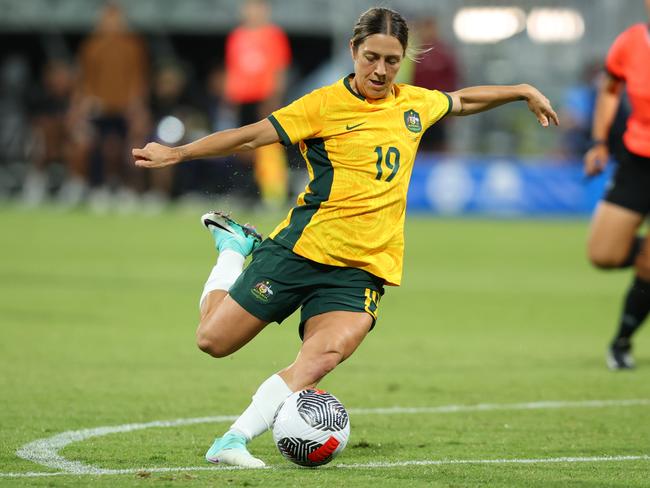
left=335, top=454, right=650, bottom=469
left=348, top=398, right=650, bottom=415
left=3, top=398, right=649, bottom=478
left=14, top=415, right=237, bottom=474
left=2, top=455, right=650, bottom=478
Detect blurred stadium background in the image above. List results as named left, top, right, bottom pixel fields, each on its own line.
left=0, top=0, right=645, bottom=215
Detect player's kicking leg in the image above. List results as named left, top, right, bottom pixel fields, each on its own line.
left=199, top=211, right=269, bottom=468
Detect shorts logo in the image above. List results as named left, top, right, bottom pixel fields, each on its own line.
left=251, top=281, right=274, bottom=302
left=404, top=109, right=422, bottom=133
left=364, top=288, right=381, bottom=320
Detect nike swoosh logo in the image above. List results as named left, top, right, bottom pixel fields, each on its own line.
left=345, top=122, right=366, bottom=130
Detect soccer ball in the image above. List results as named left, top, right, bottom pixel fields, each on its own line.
left=272, top=389, right=350, bottom=467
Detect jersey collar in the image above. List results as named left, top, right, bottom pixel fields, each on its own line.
left=344, top=74, right=365, bottom=101
left=343, top=74, right=396, bottom=104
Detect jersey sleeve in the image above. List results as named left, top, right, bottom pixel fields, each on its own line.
left=268, top=88, right=325, bottom=146
left=605, top=28, right=630, bottom=80
left=423, top=89, right=453, bottom=129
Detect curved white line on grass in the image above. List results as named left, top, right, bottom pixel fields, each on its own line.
left=8, top=398, right=650, bottom=477
left=0, top=466, right=245, bottom=478
left=14, top=415, right=236, bottom=475
left=2, top=455, right=649, bottom=478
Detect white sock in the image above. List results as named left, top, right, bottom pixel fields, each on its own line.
left=199, top=250, right=245, bottom=307
left=229, top=374, right=293, bottom=441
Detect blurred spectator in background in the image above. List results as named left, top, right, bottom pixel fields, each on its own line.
left=206, top=64, right=237, bottom=135
left=410, top=16, right=460, bottom=154
left=559, top=60, right=627, bottom=161
left=167, top=64, right=238, bottom=205
left=200, top=63, right=239, bottom=196
left=71, top=1, right=149, bottom=212
left=224, top=0, right=291, bottom=209
left=559, top=61, right=600, bottom=159
left=0, top=55, right=31, bottom=198
left=144, top=61, right=214, bottom=211
left=21, top=58, right=85, bottom=206
left=141, top=62, right=194, bottom=212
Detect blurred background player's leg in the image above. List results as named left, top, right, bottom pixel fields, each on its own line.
left=588, top=202, right=648, bottom=369
left=608, top=234, right=650, bottom=370
left=254, top=142, right=288, bottom=210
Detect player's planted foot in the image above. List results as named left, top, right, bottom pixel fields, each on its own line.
left=205, top=431, right=265, bottom=468
left=201, top=211, right=262, bottom=257
left=606, top=337, right=635, bottom=370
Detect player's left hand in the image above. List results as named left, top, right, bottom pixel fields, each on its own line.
left=132, top=142, right=182, bottom=168
left=524, top=86, right=559, bottom=127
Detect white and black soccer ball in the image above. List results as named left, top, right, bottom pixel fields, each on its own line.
left=272, top=389, right=350, bottom=467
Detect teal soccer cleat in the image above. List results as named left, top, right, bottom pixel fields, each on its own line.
left=201, top=211, right=262, bottom=257
left=205, top=431, right=265, bottom=468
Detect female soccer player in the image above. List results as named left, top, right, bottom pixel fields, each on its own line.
left=133, top=7, right=558, bottom=467
left=583, top=1, right=650, bottom=370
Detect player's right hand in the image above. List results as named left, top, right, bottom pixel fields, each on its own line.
left=524, top=86, right=560, bottom=128
left=583, top=144, right=609, bottom=176
left=132, top=142, right=181, bottom=168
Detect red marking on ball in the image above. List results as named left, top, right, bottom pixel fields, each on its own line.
left=307, top=436, right=340, bottom=463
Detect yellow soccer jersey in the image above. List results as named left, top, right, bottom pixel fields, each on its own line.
left=267, top=75, right=451, bottom=286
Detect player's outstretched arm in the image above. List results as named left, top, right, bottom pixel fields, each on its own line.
left=448, top=84, right=559, bottom=127
left=132, top=118, right=280, bottom=168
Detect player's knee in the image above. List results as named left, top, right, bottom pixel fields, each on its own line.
left=589, top=255, right=622, bottom=269
left=196, top=330, right=232, bottom=358
left=588, top=247, right=626, bottom=269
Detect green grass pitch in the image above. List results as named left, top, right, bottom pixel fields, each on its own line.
left=1, top=206, right=648, bottom=487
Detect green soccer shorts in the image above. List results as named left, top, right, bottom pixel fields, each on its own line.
left=228, top=238, right=385, bottom=338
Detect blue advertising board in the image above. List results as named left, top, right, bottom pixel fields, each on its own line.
left=407, top=155, right=614, bottom=216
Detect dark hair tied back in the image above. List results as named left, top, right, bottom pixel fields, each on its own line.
left=351, top=7, right=409, bottom=55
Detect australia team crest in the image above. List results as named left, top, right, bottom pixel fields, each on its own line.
left=251, top=280, right=274, bottom=302
left=403, top=109, right=422, bottom=133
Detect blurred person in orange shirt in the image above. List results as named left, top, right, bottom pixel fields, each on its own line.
left=224, top=0, right=291, bottom=209
left=71, top=1, right=149, bottom=212
left=584, top=0, right=650, bottom=370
